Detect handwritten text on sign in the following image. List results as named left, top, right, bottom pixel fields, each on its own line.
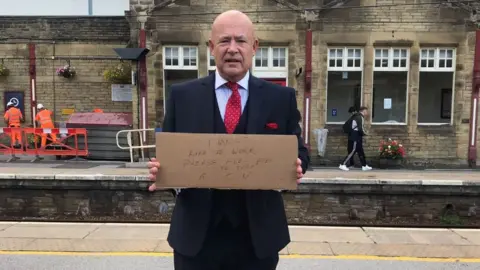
left=155, top=132, right=298, bottom=190
left=182, top=137, right=273, bottom=182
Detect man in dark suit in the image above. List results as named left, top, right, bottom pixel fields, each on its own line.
left=147, top=9, right=310, bottom=270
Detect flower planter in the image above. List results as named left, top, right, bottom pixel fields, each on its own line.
left=378, top=158, right=403, bottom=169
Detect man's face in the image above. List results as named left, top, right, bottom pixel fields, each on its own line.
left=209, top=14, right=258, bottom=81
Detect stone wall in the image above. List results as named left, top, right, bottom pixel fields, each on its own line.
left=130, top=0, right=479, bottom=167
left=0, top=177, right=479, bottom=227
left=0, top=16, right=132, bottom=126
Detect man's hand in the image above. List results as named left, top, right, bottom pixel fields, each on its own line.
left=147, top=158, right=161, bottom=191
left=296, top=158, right=303, bottom=184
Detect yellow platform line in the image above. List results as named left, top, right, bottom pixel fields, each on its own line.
left=0, top=251, right=479, bottom=262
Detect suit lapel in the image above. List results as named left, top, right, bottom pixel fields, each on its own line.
left=246, top=76, right=268, bottom=133
left=196, top=73, right=215, bottom=133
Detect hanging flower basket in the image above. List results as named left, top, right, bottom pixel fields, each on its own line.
left=103, top=62, right=132, bottom=84
left=56, top=65, right=76, bottom=78
left=0, top=63, right=10, bottom=76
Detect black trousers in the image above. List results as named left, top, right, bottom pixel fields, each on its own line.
left=173, top=218, right=279, bottom=270
left=342, top=139, right=367, bottom=166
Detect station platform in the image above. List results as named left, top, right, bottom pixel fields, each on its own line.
left=1, top=221, right=480, bottom=260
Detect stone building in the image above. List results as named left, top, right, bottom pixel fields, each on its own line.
left=0, top=16, right=131, bottom=125
left=129, top=0, right=480, bottom=167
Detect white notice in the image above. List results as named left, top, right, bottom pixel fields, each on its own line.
left=112, top=84, right=133, bottom=102
left=383, top=98, right=392, bottom=109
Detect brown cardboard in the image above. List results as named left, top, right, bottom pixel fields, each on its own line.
left=155, top=132, right=298, bottom=190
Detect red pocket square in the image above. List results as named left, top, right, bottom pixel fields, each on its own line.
left=266, top=123, right=278, bottom=129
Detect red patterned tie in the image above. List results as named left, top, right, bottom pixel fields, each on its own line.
left=224, top=81, right=241, bottom=134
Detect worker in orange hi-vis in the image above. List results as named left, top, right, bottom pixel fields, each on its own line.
left=35, top=104, right=57, bottom=148
left=93, top=108, right=103, bottom=113
left=3, top=101, right=24, bottom=147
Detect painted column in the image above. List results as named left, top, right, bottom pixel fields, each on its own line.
left=468, top=29, right=480, bottom=167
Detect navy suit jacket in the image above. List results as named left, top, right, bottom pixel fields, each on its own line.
left=163, top=72, right=310, bottom=258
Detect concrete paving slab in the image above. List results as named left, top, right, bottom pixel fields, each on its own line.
left=0, top=238, right=36, bottom=250
left=329, top=243, right=480, bottom=258
left=287, top=242, right=333, bottom=255
left=364, top=228, right=471, bottom=245
left=21, top=239, right=159, bottom=252
left=153, top=240, right=173, bottom=253
left=0, top=223, right=17, bottom=231
left=0, top=223, right=99, bottom=239
left=452, top=229, right=480, bottom=245
left=85, top=224, right=169, bottom=240
left=289, top=226, right=373, bottom=243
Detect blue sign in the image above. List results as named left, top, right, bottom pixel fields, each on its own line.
left=4, top=91, right=25, bottom=116
left=332, top=109, right=337, bottom=116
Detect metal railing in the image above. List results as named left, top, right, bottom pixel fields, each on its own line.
left=116, top=128, right=155, bottom=163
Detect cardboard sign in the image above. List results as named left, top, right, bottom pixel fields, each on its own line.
left=155, top=132, right=298, bottom=190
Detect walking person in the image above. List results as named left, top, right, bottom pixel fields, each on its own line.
left=147, top=10, right=309, bottom=270
left=35, top=104, right=57, bottom=148
left=346, top=106, right=357, bottom=168
left=339, top=106, right=372, bottom=171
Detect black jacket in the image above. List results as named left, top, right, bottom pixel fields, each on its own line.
left=163, top=73, right=310, bottom=259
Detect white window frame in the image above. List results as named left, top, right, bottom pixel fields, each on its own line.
left=371, top=47, right=410, bottom=126
left=419, top=48, right=456, bottom=72
left=252, top=46, right=288, bottom=79
left=163, top=45, right=199, bottom=115
left=418, top=47, right=456, bottom=126
left=325, top=47, right=364, bottom=124
left=327, top=47, right=364, bottom=72
left=163, top=45, right=198, bottom=70
left=373, top=47, right=409, bottom=72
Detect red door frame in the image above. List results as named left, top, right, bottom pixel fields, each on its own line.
left=261, top=78, right=286, bottom=86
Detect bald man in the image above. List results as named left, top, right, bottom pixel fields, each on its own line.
left=148, top=10, right=309, bottom=269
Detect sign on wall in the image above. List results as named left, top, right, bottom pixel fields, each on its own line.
left=3, top=91, right=25, bottom=116
left=111, top=84, right=133, bottom=102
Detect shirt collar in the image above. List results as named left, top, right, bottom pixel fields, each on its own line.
left=214, top=69, right=249, bottom=91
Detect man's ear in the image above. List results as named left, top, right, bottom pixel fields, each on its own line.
left=252, top=39, right=259, bottom=56
left=208, top=40, right=214, bottom=55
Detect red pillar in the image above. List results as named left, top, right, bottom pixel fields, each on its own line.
left=29, top=43, right=37, bottom=126
left=302, top=28, right=312, bottom=150
left=468, top=29, right=480, bottom=168
left=139, top=28, right=148, bottom=143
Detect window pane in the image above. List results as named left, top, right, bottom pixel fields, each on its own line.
left=421, top=59, right=427, bottom=67
left=393, top=59, right=399, bottom=67
left=255, top=58, right=262, bottom=67
left=329, top=49, right=336, bottom=58
left=336, top=59, right=342, bottom=67
left=421, top=50, right=427, bottom=58
left=447, top=50, right=453, bottom=58
left=347, top=49, right=354, bottom=57
left=336, top=49, right=343, bottom=57
left=172, top=59, right=178, bottom=66
left=375, top=59, right=381, bottom=67
left=354, top=49, right=361, bottom=58
left=354, top=59, right=361, bottom=67
left=279, top=59, right=286, bottom=67
left=446, top=59, right=452, bottom=68
left=428, top=59, right=434, bottom=67
left=326, top=71, right=362, bottom=122
left=372, top=71, right=408, bottom=123
left=418, top=72, right=454, bottom=123
left=400, top=59, right=407, bottom=67
left=273, top=59, right=279, bottom=67
left=401, top=50, right=407, bottom=57
left=428, top=50, right=434, bottom=58
left=329, top=59, right=335, bottom=67
left=166, top=58, right=172, bottom=66
left=183, top=59, right=189, bottom=66
left=439, top=59, right=445, bottom=68
left=347, top=59, right=353, bottom=67
left=375, top=49, right=381, bottom=58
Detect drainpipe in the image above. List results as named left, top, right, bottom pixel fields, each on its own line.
left=138, top=13, right=148, bottom=144
left=29, top=43, right=37, bottom=127
left=302, top=23, right=312, bottom=150
left=468, top=28, right=480, bottom=168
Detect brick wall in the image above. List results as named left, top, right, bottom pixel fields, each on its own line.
left=1, top=178, right=479, bottom=227
left=0, top=16, right=133, bottom=126
left=131, top=0, right=477, bottom=167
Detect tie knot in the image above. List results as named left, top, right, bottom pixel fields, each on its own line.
left=226, top=81, right=239, bottom=92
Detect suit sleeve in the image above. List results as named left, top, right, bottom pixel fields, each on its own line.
left=161, top=85, right=181, bottom=197
left=286, top=88, right=310, bottom=174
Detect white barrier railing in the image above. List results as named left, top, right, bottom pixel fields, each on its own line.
left=116, top=128, right=156, bottom=163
